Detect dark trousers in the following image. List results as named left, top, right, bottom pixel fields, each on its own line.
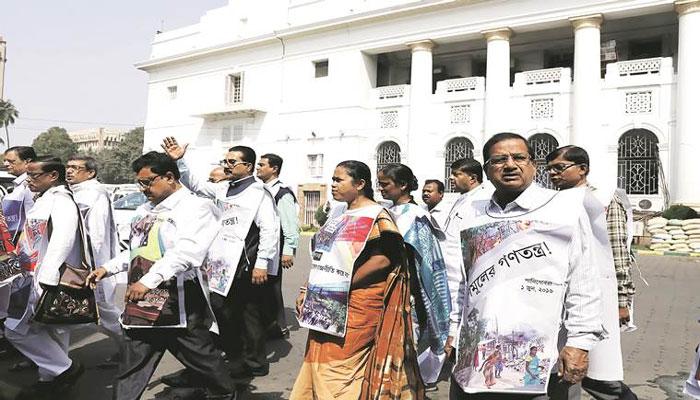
left=210, top=270, right=268, bottom=371
left=265, top=266, right=287, bottom=332
left=582, top=377, right=638, bottom=400
left=449, top=374, right=581, bottom=400
left=114, top=280, right=234, bottom=400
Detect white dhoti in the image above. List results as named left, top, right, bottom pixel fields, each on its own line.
left=95, top=274, right=123, bottom=339
left=5, top=322, right=72, bottom=381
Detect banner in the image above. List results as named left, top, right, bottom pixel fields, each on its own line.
left=122, top=213, right=186, bottom=329
left=298, top=205, right=381, bottom=337
left=2, top=199, right=24, bottom=242
left=454, top=220, right=572, bottom=394
left=204, top=187, right=264, bottom=296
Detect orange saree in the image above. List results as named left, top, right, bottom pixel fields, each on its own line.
left=290, top=211, right=424, bottom=400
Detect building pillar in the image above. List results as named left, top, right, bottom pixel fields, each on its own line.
left=673, top=0, right=700, bottom=204
left=570, top=14, right=607, bottom=187
left=0, top=36, right=6, bottom=100
left=406, top=40, right=435, bottom=181
left=482, top=28, right=512, bottom=139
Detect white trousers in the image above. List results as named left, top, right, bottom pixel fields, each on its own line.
left=6, top=323, right=72, bottom=381
left=95, top=275, right=123, bottom=340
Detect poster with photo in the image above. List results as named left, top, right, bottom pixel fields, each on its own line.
left=454, top=220, right=572, bottom=394
left=298, top=205, right=381, bottom=337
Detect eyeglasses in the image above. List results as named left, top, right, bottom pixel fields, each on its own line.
left=26, top=171, right=49, bottom=180
left=136, top=175, right=163, bottom=188
left=66, top=165, right=87, bottom=171
left=486, top=153, right=531, bottom=167
left=219, top=159, right=249, bottom=168
left=545, top=163, right=581, bottom=174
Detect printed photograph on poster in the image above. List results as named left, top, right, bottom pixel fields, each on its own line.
left=298, top=279, right=350, bottom=335
left=454, top=306, right=553, bottom=393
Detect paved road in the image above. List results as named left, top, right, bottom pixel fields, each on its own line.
left=1, top=236, right=699, bottom=399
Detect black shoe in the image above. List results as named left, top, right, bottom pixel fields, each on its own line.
left=424, top=382, right=438, bottom=392
left=162, top=370, right=203, bottom=388
left=55, top=359, right=85, bottom=387
left=172, top=388, right=238, bottom=400
left=229, top=365, right=268, bottom=379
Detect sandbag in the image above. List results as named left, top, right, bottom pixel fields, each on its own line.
left=669, top=229, right=686, bottom=236
left=648, top=217, right=668, bottom=226
left=673, top=234, right=690, bottom=240
left=668, top=219, right=684, bottom=226
left=653, top=233, right=673, bottom=240
left=681, top=218, right=700, bottom=226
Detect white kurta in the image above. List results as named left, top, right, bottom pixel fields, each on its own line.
left=176, top=158, right=280, bottom=276
left=441, top=184, right=493, bottom=338
left=71, top=179, right=122, bottom=337
left=104, top=188, right=221, bottom=330
left=583, top=187, right=624, bottom=381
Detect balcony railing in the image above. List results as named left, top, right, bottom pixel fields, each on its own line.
left=513, top=68, right=571, bottom=95
left=523, top=68, right=564, bottom=85
left=617, top=58, right=663, bottom=76
left=442, top=77, right=481, bottom=93
left=435, top=77, right=485, bottom=100
left=376, top=84, right=409, bottom=100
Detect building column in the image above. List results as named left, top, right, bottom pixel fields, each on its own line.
left=673, top=0, right=700, bottom=204
left=570, top=14, right=606, bottom=187
left=0, top=36, right=6, bottom=100
left=482, top=28, right=512, bottom=138
left=406, top=40, right=435, bottom=181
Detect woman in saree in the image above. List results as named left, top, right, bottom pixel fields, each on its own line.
left=290, top=160, right=424, bottom=400
left=377, top=163, right=451, bottom=389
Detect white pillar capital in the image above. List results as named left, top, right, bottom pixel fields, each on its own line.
left=481, top=28, right=512, bottom=42
left=569, top=14, right=603, bottom=31
left=406, top=40, right=436, bottom=53
left=675, top=0, right=700, bottom=16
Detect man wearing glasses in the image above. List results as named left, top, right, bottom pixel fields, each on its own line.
left=449, top=133, right=604, bottom=400
left=65, top=155, right=123, bottom=365
left=87, top=151, right=237, bottom=400
left=160, top=137, right=279, bottom=383
left=545, top=145, right=637, bottom=400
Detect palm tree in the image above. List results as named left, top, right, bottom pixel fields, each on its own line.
left=0, top=99, right=19, bottom=148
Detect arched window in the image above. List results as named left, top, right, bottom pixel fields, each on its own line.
left=376, top=141, right=401, bottom=173
left=617, top=129, right=659, bottom=195
left=528, top=133, right=559, bottom=189
left=444, top=137, right=474, bottom=192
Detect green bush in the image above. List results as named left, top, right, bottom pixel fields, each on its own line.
left=662, top=204, right=699, bottom=220
left=315, top=204, right=329, bottom=227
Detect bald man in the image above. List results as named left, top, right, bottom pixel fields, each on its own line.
left=208, top=167, right=230, bottom=183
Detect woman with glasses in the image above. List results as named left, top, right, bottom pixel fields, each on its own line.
left=376, top=163, right=451, bottom=391
left=291, top=160, right=424, bottom=400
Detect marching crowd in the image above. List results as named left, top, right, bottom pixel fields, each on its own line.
left=0, top=131, right=644, bottom=400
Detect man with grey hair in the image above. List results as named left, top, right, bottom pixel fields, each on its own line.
left=66, top=156, right=122, bottom=358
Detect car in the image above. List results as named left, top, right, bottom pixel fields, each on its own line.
left=0, top=170, right=16, bottom=198
left=113, top=191, right=147, bottom=250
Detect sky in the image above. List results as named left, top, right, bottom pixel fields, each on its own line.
left=1, top=0, right=228, bottom=146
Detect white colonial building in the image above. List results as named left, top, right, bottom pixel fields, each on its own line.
left=137, top=0, right=700, bottom=224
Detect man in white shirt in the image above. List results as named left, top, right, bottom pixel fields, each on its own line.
left=443, top=158, right=492, bottom=361
left=1, top=146, right=36, bottom=359
left=87, top=151, right=237, bottom=400
left=256, top=153, right=299, bottom=339
left=545, top=145, right=637, bottom=400
left=449, top=133, right=604, bottom=400
left=161, top=137, right=279, bottom=379
left=5, top=157, right=84, bottom=399
left=66, top=156, right=122, bottom=357
left=422, top=179, right=448, bottom=229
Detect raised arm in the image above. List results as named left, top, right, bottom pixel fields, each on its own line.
left=161, top=136, right=221, bottom=199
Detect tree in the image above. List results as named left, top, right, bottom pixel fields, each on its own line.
left=32, top=126, right=78, bottom=161
left=95, top=127, right=144, bottom=183
left=0, top=99, right=19, bottom=148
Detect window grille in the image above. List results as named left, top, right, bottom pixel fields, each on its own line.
left=376, top=141, right=401, bottom=173
left=528, top=133, right=559, bottom=189
left=226, top=73, right=243, bottom=104
left=617, top=129, right=659, bottom=195
left=443, top=137, right=474, bottom=192
left=303, top=191, right=321, bottom=226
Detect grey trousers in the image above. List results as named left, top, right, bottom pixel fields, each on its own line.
left=449, top=374, right=582, bottom=400
left=114, top=280, right=235, bottom=400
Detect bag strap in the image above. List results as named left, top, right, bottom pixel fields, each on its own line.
left=46, top=187, right=95, bottom=271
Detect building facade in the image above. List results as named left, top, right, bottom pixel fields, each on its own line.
left=68, top=127, right=126, bottom=153
left=137, top=0, right=700, bottom=221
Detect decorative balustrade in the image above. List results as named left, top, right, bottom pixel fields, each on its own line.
left=443, top=77, right=480, bottom=93
left=524, top=68, right=563, bottom=85
left=617, top=58, right=663, bottom=76
left=377, top=84, right=408, bottom=100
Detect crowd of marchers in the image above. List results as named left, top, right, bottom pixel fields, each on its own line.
left=0, top=131, right=650, bottom=400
